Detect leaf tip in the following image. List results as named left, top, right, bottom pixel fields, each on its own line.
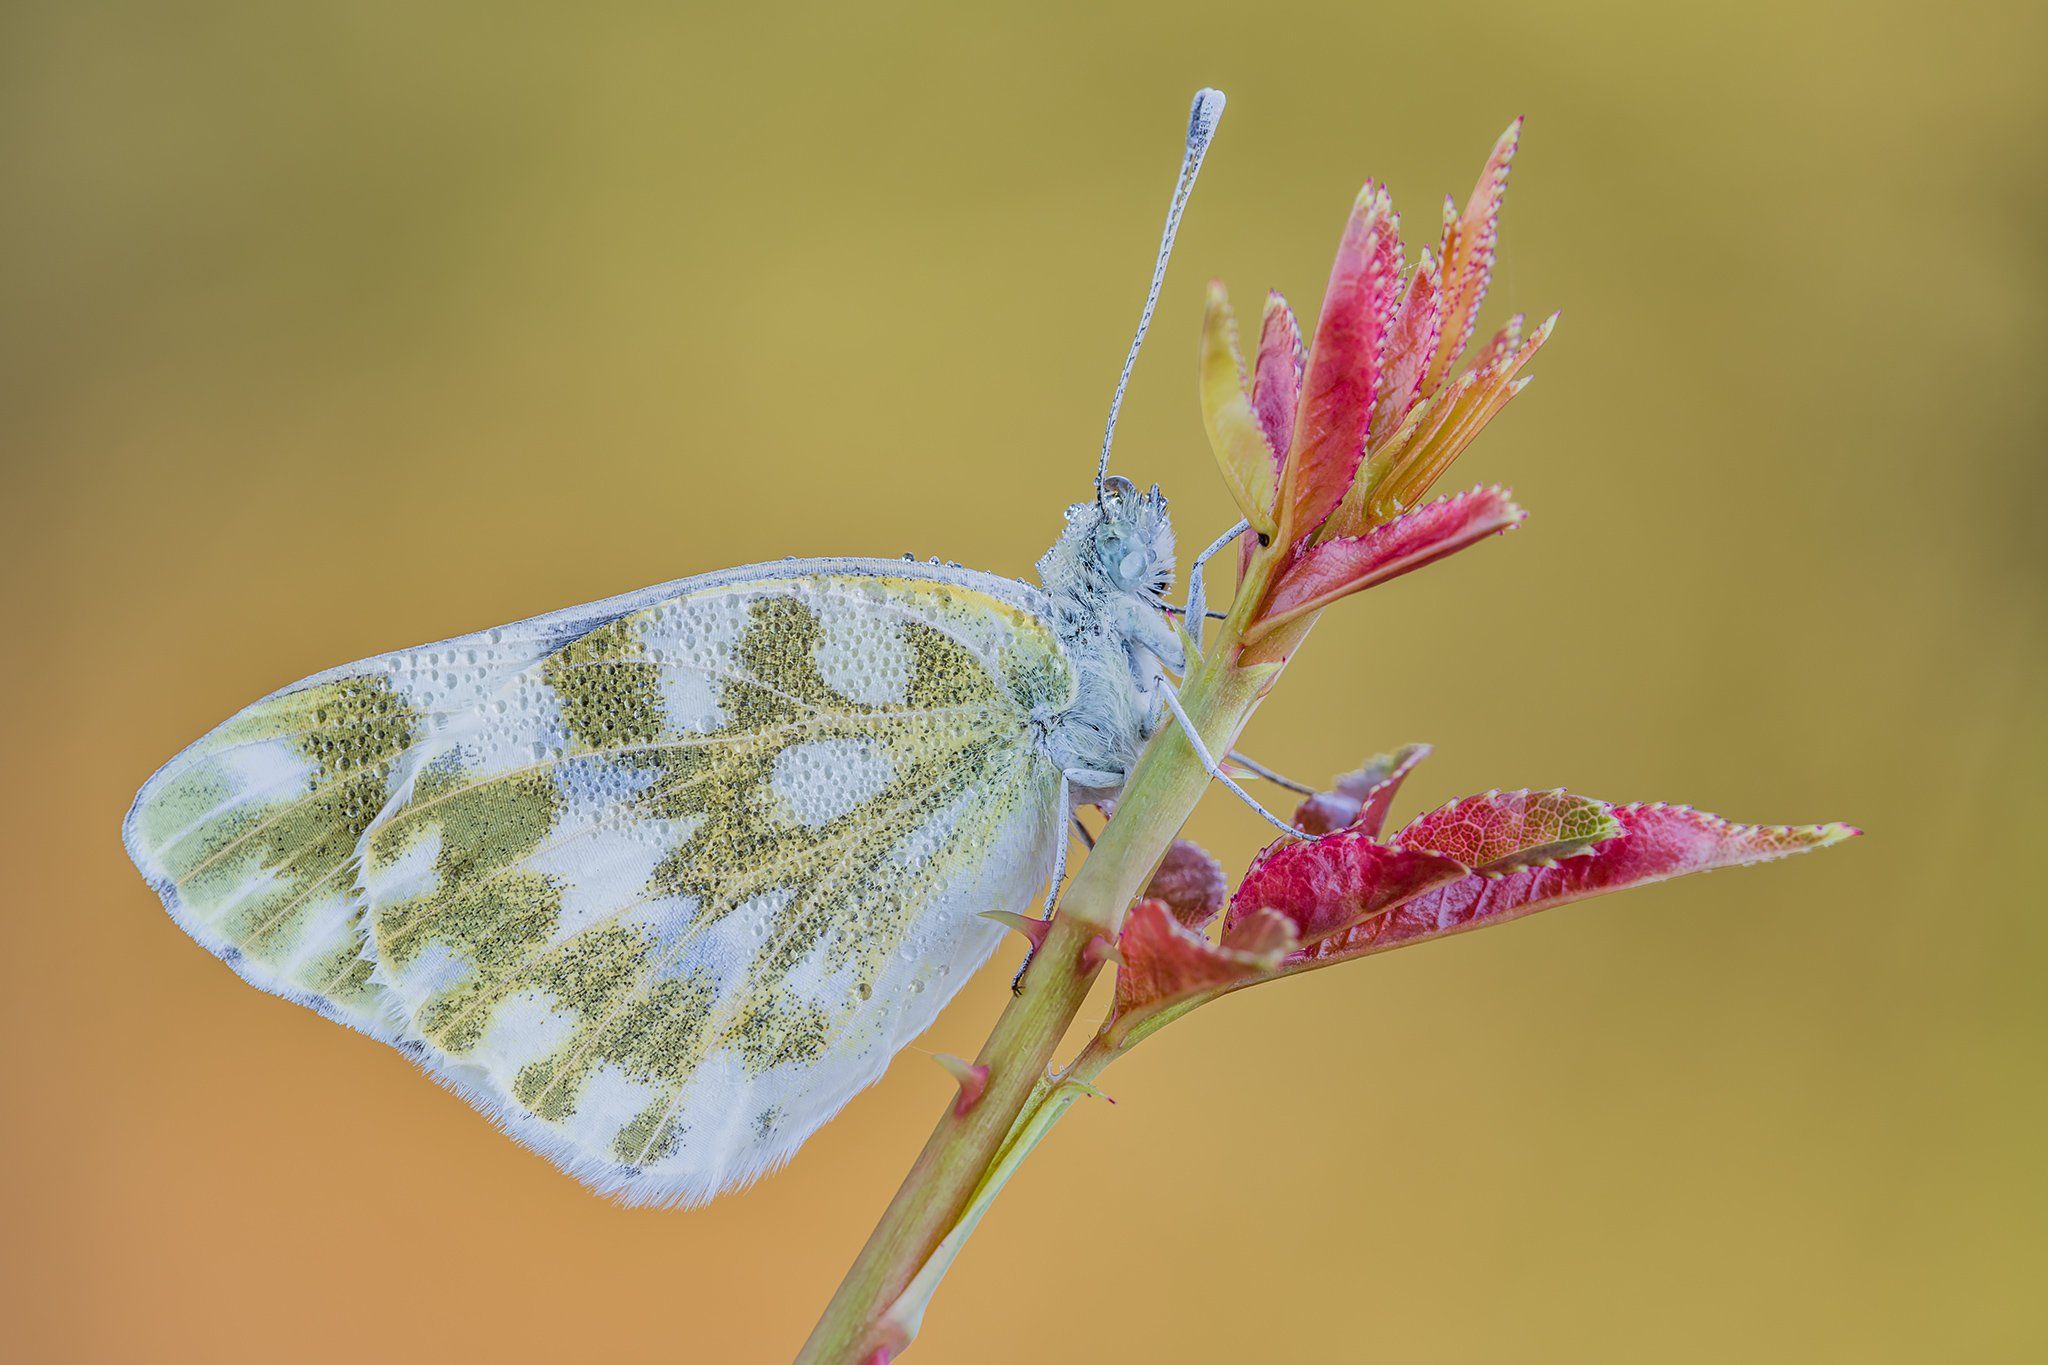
left=1066, top=1078, right=1116, bottom=1106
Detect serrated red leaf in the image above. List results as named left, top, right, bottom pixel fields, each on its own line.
left=1471, top=313, right=1525, bottom=377
left=1251, top=290, right=1303, bottom=463
left=1395, top=789, right=1620, bottom=876
left=1225, top=830, right=1468, bottom=948
left=1346, top=743, right=1432, bottom=840
left=1285, top=183, right=1402, bottom=537
left=1293, top=805, right=1859, bottom=969
left=1366, top=311, right=1553, bottom=523
left=1293, top=791, right=1366, bottom=839
left=1222, top=905, right=1299, bottom=957
left=1146, top=839, right=1228, bottom=930
left=1292, top=742, right=1432, bottom=839
left=1423, top=118, right=1520, bottom=398
left=1248, top=485, right=1525, bottom=640
left=1373, top=251, right=1443, bottom=444
left=1110, top=900, right=1298, bottom=1044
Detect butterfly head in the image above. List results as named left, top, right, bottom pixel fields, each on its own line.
left=1039, top=475, right=1176, bottom=612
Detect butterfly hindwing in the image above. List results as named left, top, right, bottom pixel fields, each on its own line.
left=127, top=563, right=1074, bottom=1204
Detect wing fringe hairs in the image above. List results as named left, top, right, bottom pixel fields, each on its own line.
left=126, top=559, right=1074, bottom=1207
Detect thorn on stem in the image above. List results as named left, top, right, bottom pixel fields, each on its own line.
left=982, top=909, right=1051, bottom=953
left=1080, top=934, right=1125, bottom=974
left=932, top=1053, right=991, bottom=1117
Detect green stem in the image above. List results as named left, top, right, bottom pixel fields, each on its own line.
left=795, top=628, right=1273, bottom=1363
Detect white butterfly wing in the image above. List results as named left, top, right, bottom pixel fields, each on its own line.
left=124, top=570, right=745, bottom=1037
left=126, top=562, right=1073, bottom=1205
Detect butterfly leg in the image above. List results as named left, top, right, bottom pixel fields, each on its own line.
left=1013, top=772, right=1079, bottom=991
left=1043, top=771, right=1074, bottom=913
left=1227, top=750, right=1317, bottom=795
left=1159, top=685, right=1310, bottom=839
left=1178, top=518, right=1250, bottom=659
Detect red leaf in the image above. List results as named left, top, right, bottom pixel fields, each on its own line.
left=1395, top=789, right=1620, bottom=876
left=1365, top=314, right=1552, bottom=522
left=1225, top=830, right=1468, bottom=948
left=1471, top=313, right=1526, bottom=377
left=1423, top=118, right=1520, bottom=398
left=1294, top=791, right=1367, bottom=839
left=1111, top=900, right=1298, bottom=1046
left=1293, top=742, right=1432, bottom=839
left=1373, top=250, right=1443, bottom=444
left=1347, top=744, right=1432, bottom=841
left=1251, top=291, right=1304, bottom=464
left=1222, top=906, right=1300, bottom=957
left=1237, top=291, right=1302, bottom=576
left=1248, top=485, right=1525, bottom=639
left=1285, top=183, right=1402, bottom=537
left=1293, top=805, right=1859, bottom=968
left=1146, top=839, right=1228, bottom=930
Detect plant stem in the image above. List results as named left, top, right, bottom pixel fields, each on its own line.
left=795, top=630, right=1272, bottom=1363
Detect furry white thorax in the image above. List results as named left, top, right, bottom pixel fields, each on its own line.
left=1032, top=476, right=1184, bottom=797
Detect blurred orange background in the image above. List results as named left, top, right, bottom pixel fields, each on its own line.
left=4, top=1, right=2042, bottom=1360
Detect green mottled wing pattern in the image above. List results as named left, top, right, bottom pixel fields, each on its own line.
left=126, top=563, right=1073, bottom=1205
left=122, top=637, right=570, bottom=1038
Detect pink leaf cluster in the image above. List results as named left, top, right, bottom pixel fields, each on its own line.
left=1197, top=121, right=1552, bottom=648
left=1107, top=120, right=1860, bottom=1052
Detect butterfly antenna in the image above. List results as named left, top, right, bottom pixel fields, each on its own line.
left=1096, top=86, right=1226, bottom=504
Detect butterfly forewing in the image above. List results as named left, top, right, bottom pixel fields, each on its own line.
left=126, top=563, right=1073, bottom=1205
left=120, top=603, right=627, bottom=1037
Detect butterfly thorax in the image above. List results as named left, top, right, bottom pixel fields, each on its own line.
left=1032, top=477, right=1183, bottom=797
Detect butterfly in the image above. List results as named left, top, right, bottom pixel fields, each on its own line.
left=121, top=91, right=1278, bottom=1207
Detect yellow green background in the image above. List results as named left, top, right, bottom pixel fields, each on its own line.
left=5, top=1, right=2041, bottom=1359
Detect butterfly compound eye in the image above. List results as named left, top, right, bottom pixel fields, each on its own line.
left=1093, top=523, right=1142, bottom=591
